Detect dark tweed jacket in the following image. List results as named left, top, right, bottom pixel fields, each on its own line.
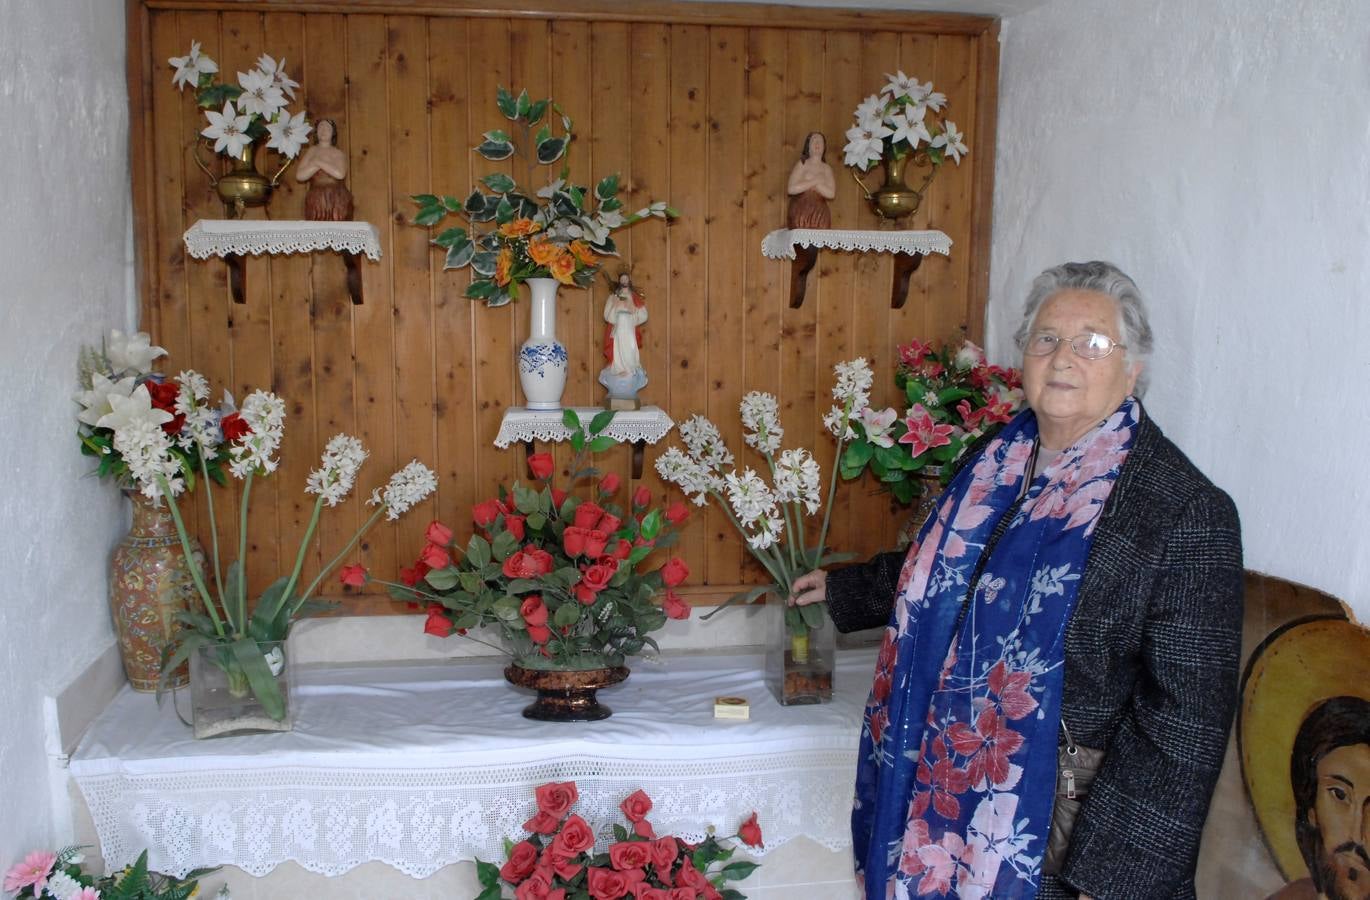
left=826, top=413, right=1243, bottom=900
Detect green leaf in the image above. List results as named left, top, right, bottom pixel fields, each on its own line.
left=465, top=190, right=489, bottom=215
left=536, top=136, right=567, bottom=164
left=571, top=431, right=585, bottom=453
left=527, top=511, right=547, bottom=531
left=587, top=435, right=615, bottom=453
left=720, top=860, right=760, bottom=880
left=468, top=534, right=492, bottom=568
left=425, top=567, right=459, bottom=591
left=433, top=226, right=468, bottom=249
left=443, top=195, right=465, bottom=212
left=588, top=409, right=616, bottom=435
left=477, top=139, right=515, bottom=161
left=516, top=88, right=532, bottom=118
left=413, top=193, right=439, bottom=206
left=229, top=637, right=286, bottom=721
left=595, top=174, right=620, bottom=200
left=471, top=250, right=499, bottom=277
left=504, top=577, right=541, bottom=594
left=496, top=86, right=518, bottom=119
left=444, top=239, right=474, bottom=270
left=513, top=483, right=542, bottom=514
left=639, top=509, right=663, bottom=541
left=413, top=205, right=447, bottom=227
left=561, top=408, right=580, bottom=430
left=890, top=479, right=916, bottom=504
left=493, top=595, right=523, bottom=622
left=626, top=544, right=654, bottom=567
left=495, top=196, right=516, bottom=225
left=475, top=857, right=501, bottom=888
left=613, top=823, right=629, bottom=842
left=491, top=530, right=519, bottom=560
left=465, top=278, right=497, bottom=300
left=799, top=602, right=827, bottom=629
left=843, top=441, right=875, bottom=468
left=553, top=603, right=582, bottom=627
left=480, top=172, right=517, bottom=194
left=527, top=98, right=549, bottom=124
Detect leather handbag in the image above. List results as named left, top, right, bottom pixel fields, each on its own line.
left=1042, top=719, right=1105, bottom=875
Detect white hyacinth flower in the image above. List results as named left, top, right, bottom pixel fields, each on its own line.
left=75, top=371, right=138, bottom=428
left=746, top=512, right=785, bottom=551
left=678, top=415, right=734, bottom=471
left=371, top=460, right=438, bottom=520
left=175, top=370, right=210, bottom=407
left=740, top=392, right=784, bottom=455
left=105, top=330, right=167, bottom=377
left=775, top=447, right=823, bottom=515
left=306, top=434, right=368, bottom=507
left=228, top=390, right=286, bottom=478
left=655, top=447, right=714, bottom=506
left=833, top=357, right=874, bottom=410
left=723, top=468, right=776, bottom=526
left=823, top=405, right=857, bottom=441
left=114, top=418, right=184, bottom=501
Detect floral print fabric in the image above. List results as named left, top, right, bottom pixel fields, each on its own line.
left=853, top=399, right=1139, bottom=899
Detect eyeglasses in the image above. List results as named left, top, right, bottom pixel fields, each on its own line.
left=1021, top=331, right=1127, bottom=360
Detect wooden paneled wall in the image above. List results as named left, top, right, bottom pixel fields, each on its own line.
left=127, top=0, right=999, bottom=611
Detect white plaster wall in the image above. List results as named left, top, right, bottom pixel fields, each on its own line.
left=988, top=0, right=1370, bottom=620
left=0, top=0, right=130, bottom=868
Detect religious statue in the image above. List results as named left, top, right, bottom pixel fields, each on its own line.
left=295, top=117, right=353, bottom=221
left=786, top=131, right=836, bottom=229
left=597, top=270, right=649, bottom=410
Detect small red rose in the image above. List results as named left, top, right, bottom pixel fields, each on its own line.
left=632, top=486, right=652, bottom=509
left=527, top=624, right=552, bottom=644
left=573, top=501, right=605, bottom=530
left=337, top=563, right=367, bottom=588
left=662, top=590, right=691, bottom=621
left=535, top=780, right=579, bottom=819
left=597, top=513, right=622, bottom=535
left=522, top=809, right=561, bottom=834
left=505, top=514, right=527, bottom=541
left=611, top=539, right=632, bottom=561
left=503, top=547, right=554, bottom=579
left=473, top=498, right=503, bottom=528
left=659, top=558, right=690, bottom=588
left=423, top=606, right=452, bottom=638
left=501, top=840, right=539, bottom=883
left=587, top=866, right=642, bottom=900
left=649, top=836, right=678, bottom=872
left=554, top=814, right=595, bottom=854
left=598, top=472, right=621, bottom=495
left=512, top=869, right=564, bottom=900
left=665, top=502, right=690, bottom=525
left=520, top=595, right=549, bottom=628
left=583, top=529, right=609, bottom=558
left=562, top=526, right=588, bottom=558
left=425, top=520, right=453, bottom=547
left=420, top=543, right=450, bottom=569
left=400, top=559, right=430, bottom=587
left=220, top=411, right=251, bottom=441
left=551, top=487, right=568, bottom=510
left=619, top=788, right=653, bottom=823
left=528, top=452, right=556, bottom=480
left=609, top=841, right=652, bottom=871
left=738, top=811, right=763, bottom=848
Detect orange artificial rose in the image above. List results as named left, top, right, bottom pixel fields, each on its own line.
left=499, top=217, right=542, bottom=238
left=527, top=237, right=562, bottom=268
left=548, top=253, right=577, bottom=285
left=569, top=239, right=598, bottom=266
left=495, top=247, right=513, bottom=286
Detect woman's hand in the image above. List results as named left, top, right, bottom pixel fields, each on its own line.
left=789, top=569, right=828, bottom=607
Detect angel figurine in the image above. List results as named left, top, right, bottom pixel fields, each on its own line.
left=597, top=270, right=649, bottom=409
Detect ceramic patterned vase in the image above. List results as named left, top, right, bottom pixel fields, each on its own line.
left=518, top=277, right=569, bottom=410
left=109, top=491, right=205, bottom=691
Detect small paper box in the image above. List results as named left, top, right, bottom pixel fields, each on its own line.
left=713, top=696, right=750, bottom=720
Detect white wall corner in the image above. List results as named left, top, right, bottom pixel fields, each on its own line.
left=43, top=642, right=123, bottom=843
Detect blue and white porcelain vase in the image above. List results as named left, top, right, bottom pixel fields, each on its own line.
left=518, top=277, right=568, bottom=409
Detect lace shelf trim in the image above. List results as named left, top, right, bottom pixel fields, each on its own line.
left=760, top=227, right=952, bottom=260
left=494, top=406, right=675, bottom=448
left=183, top=220, right=383, bottom=261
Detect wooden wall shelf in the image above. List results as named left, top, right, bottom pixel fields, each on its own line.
left=761, top=228, right=952, bottom=309
left=182, top=220, right=382, bottom=304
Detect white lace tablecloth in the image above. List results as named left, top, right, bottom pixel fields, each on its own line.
left=761, top=227, right=951, bottom=260
left=494, top=406, right=675, bottom=448
left=70, top=649, right=876, bottom=879
left=183, top=220, right=383, bottom=261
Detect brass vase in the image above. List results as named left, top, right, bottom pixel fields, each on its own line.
left=193, top=138, right=293, bottom=218
left=855, top=153, right=935, bottom=221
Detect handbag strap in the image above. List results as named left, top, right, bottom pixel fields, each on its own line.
left=1059, top=717, right=1078, bottom=757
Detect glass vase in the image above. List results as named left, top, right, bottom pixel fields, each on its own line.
left=767, top=594, right=835, bottom=705
left=190, top=639, right=293, bottom=739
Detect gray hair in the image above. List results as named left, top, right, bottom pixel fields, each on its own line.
left=1013, top=260, right=1154, bottom=396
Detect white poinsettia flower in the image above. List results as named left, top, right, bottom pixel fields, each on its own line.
left=96, top=383, right=174, bottom=434
left=106, top=329, right=167, bottom=376
left=236, top=68, right=286, bottom=118
left=925, top=90, right=948, bottom=112
left=881, top=70, right=917, bottom=100
left=266, top=109, right=311, bottom=158
left=843, top=122, right=891, bottom=170
left=931, top=121, right=968, bottom=163
left=202, top=101, right=253, bottom=157
left=169, top=40, right=218, bottom=90
left=75, top=372, right=138, bottom=427
left=909, top=79, right=935, bottom=104
left=256, top=53, right=299, bottom=99
left=888, top=107, right=932, bottom=150
left=855, top=93, right=885, bottom=122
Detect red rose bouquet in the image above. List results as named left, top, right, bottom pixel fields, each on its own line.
left=839, top=338, right=1023, bottom=503
left=475, top=781, right=762, bottom=900
left=387, top=411, right=693, bottom=669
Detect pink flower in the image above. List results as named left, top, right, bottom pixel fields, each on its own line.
left=337, top=563, right=367, bottom=588
left=859, top=407, right=898, bottom=448
left=915, top=832, right=965, bottom=895
left=986, top=660, right=1038, bottom=721
left=4, top=851, right=56, bottom=893
left=898, top=404, right=954, bottom=457
left=946, top=707, right=1024, bottom=790
left=72, top=889, right=101, bottom=900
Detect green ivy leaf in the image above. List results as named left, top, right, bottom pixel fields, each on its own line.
left=496, top=86, right=518, bottom=119
left=444, top=239, right=474, bottom=270
left=471, top=251, right=499, bottom=277
left=480, top=172, right=516, bottom=194
left=595, top=174, right=620, bottom=200
left=413, top=205, right=446, bottom=227
left=465, top=278, right=497, bottom=300
left=527, top=98, right=549, bottom=124
left=536, top=136, right=567, bottom=164
left=433, top=226, right=467, bottom=249
left=476, top=140, right=515, bottom=161
left=413, top=193, right=438, bottom=206
left=495, top=196, right=516, bottom=225
left=516, top=88, right=532, bottom=118
left=443, top=195, right=464, bottom=212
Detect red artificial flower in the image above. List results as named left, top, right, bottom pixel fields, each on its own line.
left=527, top=624, right=552, bottom=644
left=674, top=857, right=711, bottom=893
left=423, top=605, right=452, bottom=638
left=528, top=452, right=556, bottom=480
left=636, top=889, right=674, bottom=900
left=501, top=840, right=539, bottom=884
left=520, top=595, right=549, bottom=628
left=503, top=547, right=554, bottom=579
left=505, top=514, right=527, bottom=542
left=523, top=809, right=561, bottom=834
left=659, top=558, right=689, bottom=588
left=899, top=404, right=954, bottom=457
left=632, top=486, right=652, bottom=509
left=540, top=843, right=583, bottom=882
left=738, top=812, right=763, bottom=848
left=610, top=539, right=633, bottom=561
left=551, top=487, right=568, bottom=511
left=220, top=411, right=251, bottom=441
left=535, top=781, right=579, bottom=819
left=420, top=543, right=450, bottom=570
left=554, top=814, right=595, bottom=854
left=649, top=836, right=679, bottom=872
left=584, top=529, right=609, bottom=558
left=608, top=841, right=652, bottom=872
left=662, top=590, right=691, bottom=621
left=573, top=501, right=605, bottom=530
left=473, top=498, right=504, bottom=528
left=587, top=866, right=644, bottom=900
left=400, top=559, right=430, bottom=587
left=337, top=563, right=367, bottom=588
left=664, top=502, right=690, bottom=525
left=597, top=513, right=622, bottom=535
left=146, top=379, right=179, bottom=412
left=513, top=869, right=564, bottom=900
left=669, top=889, right=700, bottom=900
left=562, top=526, right=589, bottom=558
left=619, top=789, right=653, bottom=824
left=425, top=520, right=454, bottom=547
left=599, top=472, right=621, bottom=495
left=575, top=563, right=616, bottom=604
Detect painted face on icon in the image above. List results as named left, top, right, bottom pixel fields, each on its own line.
left=1311, top=743, right=1370, bottom=900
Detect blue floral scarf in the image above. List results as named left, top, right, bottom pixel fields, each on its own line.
left=853, top=398, right=1139, bottom=899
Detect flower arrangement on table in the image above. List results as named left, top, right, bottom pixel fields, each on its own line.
left=653, top=362, right=872, bottom=664
left=75, top=330, right=228, bottom=492
left=838, top=339, right=1023, bottom=503
left=841, top=70, right=969, bottom=208
left=100, top=368, right=437, bottom=724
left=412, top=86, right=678, bottom=307
left=3, top=847, right=213, bottom=900
left=381, top=411, right=692, bottom=670
left=474, top=781, right=763, bottom=900
left=168, top=41, right=311, bottom=162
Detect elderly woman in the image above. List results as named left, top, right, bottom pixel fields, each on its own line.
left=791, top=261, right=1243, bottom=899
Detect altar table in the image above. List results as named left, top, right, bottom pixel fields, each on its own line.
left=70, top=649, right=877, bottom=879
